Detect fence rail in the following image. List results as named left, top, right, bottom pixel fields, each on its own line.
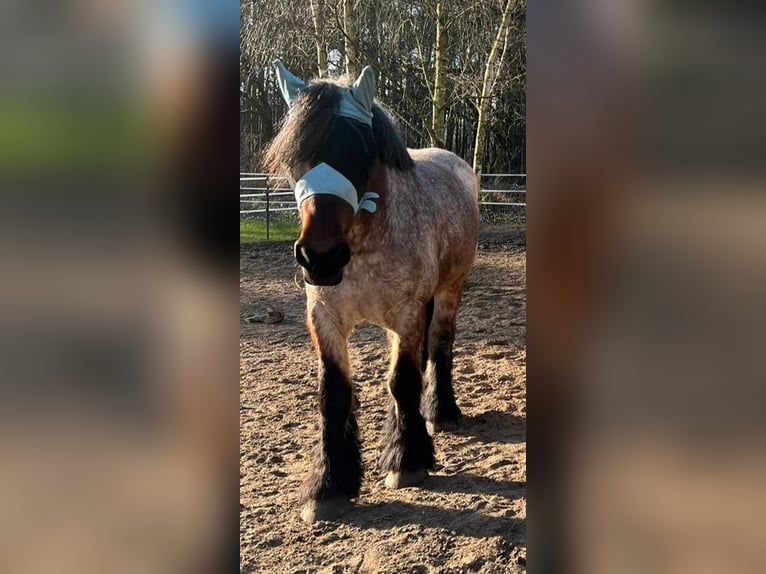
left=241, top=173, right=525, bottom=238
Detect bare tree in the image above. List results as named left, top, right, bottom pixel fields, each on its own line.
left=430, top=0, right=448, bottom=147
left=473, top=0, right=515, bottom=175
left=309, top=0, right=328, bottom=76
left=343, top=0, right=359, bottom=76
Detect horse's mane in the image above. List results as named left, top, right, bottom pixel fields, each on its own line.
left=262, top=78, right=414, bottom=175
left=371, top=102, right=415, bottom=171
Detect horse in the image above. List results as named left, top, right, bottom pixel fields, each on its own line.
left=262, top=60, right=480, bottom=523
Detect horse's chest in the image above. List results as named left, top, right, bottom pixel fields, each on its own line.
left=343, top=252, right=385, bottom=283
left=329, top=254, right=431, bottom=326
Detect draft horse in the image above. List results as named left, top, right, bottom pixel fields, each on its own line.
left=263, top=60, right=480, bottom=523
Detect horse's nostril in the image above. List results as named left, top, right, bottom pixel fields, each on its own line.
left=334, top=243, right=351, bottom=268
left=300, top=245, right=312, bottom=263
left=294, top=242, right=313, bottom=270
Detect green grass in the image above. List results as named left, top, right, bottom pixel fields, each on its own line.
left=240, top=219, right=300, bottom=243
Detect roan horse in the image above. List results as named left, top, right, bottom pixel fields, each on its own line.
left=262, top=60, right=480, bottom=523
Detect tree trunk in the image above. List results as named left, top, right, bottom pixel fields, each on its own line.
left=431, top=0, right=448, bottom=148
left=473, top=0, right=514, bottom=176
left=309, top=0, right=327, bottom=77
left=255, top=68, right=273, bottom=142
left=343, top=0, right=359, bottom=77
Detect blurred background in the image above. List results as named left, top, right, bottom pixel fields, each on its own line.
left=0, top=1, right=238, bottom=573
left=528, top=1, right=766, bottom=573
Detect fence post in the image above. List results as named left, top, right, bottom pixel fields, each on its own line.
left=265, top=176, right=271, bottom=240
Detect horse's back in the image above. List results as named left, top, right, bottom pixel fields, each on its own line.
left=407, top=147, right=479, bottom=228
left=408, top=147, right=479, bottom=200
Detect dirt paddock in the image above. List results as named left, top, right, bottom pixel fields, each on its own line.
left=240, top=227, right=526, bottom=573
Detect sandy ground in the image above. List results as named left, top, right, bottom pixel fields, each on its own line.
left=240, top=227, right=526, bottom=573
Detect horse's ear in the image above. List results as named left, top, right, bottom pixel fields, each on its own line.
left=273, top=59, right=305, bottom=106
left=351, top=66, right=376, bottom=113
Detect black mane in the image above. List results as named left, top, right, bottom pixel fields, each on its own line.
left=262, top=79, right=414, bottom=175
left=371, top=102, right=414, bottom=170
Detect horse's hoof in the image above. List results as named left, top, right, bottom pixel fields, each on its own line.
left=426, top=419, right=459, bottom=435
left=385, top=469, right=428, bottom=489
left=299, top=498, right=352, bottom=524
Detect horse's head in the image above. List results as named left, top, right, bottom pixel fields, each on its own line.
left=267, top=60, right=380, bottom=286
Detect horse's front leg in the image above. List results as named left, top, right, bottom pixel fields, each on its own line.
left=380, top=305, right=436, bottom=488
left=299, top=303, right=361, bottom=523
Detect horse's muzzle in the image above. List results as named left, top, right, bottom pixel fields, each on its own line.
left=294, top=241, right=350, bottom=286
left=302, top=268, right=343, bottom=286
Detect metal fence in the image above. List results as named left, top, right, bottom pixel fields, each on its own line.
left=240, top=172, right=525, bottom=238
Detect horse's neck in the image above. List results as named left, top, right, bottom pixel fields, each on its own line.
left=347, top=164, right=419, bottom=252
left=347, top=164, right=394, bottom=250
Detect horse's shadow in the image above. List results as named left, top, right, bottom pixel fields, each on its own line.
left=339, top=472, right=525, bottom=541
left=452, top=410, right=526, bottom=445
left=424, top=473, right=525, bottom=498
left=340, top=498, right=523, bottom=542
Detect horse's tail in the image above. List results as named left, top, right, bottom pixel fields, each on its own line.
left=421, top=296, right=435, bottom=372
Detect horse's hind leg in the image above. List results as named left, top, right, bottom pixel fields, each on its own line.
left=380, top=308, right=436, bottom=489
left=422, top=281, right=465, bottom=433
left=299, top=305, right=361, bottom=523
